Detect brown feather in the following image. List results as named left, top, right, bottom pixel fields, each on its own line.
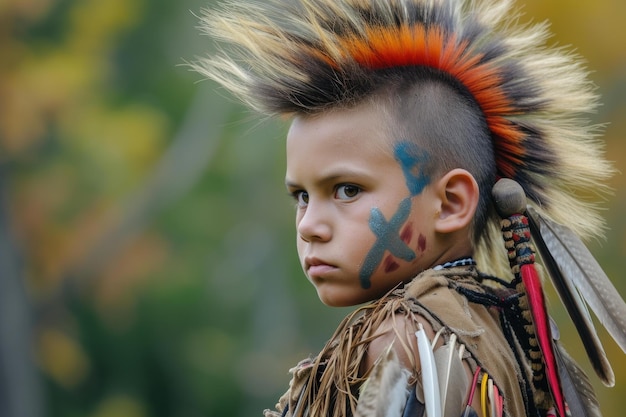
left=355, top=348, right=411, bottom=417
left=433, top=335, right=470, bottom=417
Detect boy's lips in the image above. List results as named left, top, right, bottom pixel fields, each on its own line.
left=305, top=257, right=337, bottom=276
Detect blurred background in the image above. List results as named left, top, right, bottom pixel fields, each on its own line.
left=1, top=0, right=625, bottom=416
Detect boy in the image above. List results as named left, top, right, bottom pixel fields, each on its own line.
left=193, top=0, right=626, bottom=416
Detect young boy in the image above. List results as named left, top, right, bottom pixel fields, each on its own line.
left=193, top=0, right=626, bottom=416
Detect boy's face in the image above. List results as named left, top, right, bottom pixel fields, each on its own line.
left=285, top=104, right=445, bottom=307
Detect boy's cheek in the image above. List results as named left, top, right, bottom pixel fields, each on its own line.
left=380, top=234, right=428, bottom=275
left=383, top=255, right=400, bottom=273
left=416, top=233, right=427, bottom=253
left=400, top=221, right=413, bottom=244
left=400, top=221, right=427, bottom=254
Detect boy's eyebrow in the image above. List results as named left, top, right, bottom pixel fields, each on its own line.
left=284, top=179, right=300, bottom=189
left=285, top=168, right=374, bottom=189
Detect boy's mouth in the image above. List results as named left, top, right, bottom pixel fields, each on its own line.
left=305, top=257, right=337, bottom=276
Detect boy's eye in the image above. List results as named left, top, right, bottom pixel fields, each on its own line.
left=335, top=184, right=360, bottom=200
left=294, top=191, right=309, bottom=207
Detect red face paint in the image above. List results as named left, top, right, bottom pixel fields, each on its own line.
left=417, top=234, right=427, bottom=253
left=400, top=222, right=414, bottom=244
left=383, top=255, right=400, bottom=273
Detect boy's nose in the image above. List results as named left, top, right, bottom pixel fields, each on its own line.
left=297, top=205, right=332, bottom=242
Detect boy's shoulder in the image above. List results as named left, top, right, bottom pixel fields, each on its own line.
left=269, top=265, right=527, bottom=417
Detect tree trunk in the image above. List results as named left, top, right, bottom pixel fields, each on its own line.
left=0, top=170, right=45, bottom=417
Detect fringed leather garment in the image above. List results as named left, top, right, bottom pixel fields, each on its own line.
left=264, top=265, right=533, bottom=417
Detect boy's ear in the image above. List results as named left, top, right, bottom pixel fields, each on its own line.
left=433, top=169, right=479, bottom=234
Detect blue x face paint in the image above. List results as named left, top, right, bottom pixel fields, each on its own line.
left=394, top=141, right=431, bottom=196
left=359, top=197, right=417, bottom=289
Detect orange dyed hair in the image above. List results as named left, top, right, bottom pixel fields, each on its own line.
left=333, top=24, right=524, bottom=179
left=195, top=0, right=612, bottom=253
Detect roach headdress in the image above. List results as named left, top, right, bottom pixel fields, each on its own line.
left=194, top=0, right=612, bottom=264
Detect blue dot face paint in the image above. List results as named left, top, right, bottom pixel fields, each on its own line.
left=394, top=141, right=431, bottom=197
left=359, top=197, right=417, bottom=289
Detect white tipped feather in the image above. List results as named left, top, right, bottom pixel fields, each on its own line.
left=416, top=324, right=442, bottom=417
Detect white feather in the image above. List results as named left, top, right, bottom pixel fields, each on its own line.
left=416, top=324, right=442, bottom=417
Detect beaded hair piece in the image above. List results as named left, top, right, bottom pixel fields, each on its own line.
left=192, top=0, right=613, bottom=275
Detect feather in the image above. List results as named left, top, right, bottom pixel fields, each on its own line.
left=462, top=367, right=482, bottom=417
left=355, top=347, right=412, bottom=417
left=527, top=206, right=626, bottom=386
left=433, top=334, right=469, bottom=417
left=488, top=378, right=495, bottom=417
left=480, top=373, right=488, bottom=417
left=415, top=323, right=442, bottom=417
left=553, top=340, right=603, bottom=417
left=519, top=263, right=567, bottom=416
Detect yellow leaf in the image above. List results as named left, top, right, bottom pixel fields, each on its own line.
left=36, top=327, right=90, bottom=389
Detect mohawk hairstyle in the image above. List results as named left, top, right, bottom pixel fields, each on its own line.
left=193, top=0, right=613, bottom=277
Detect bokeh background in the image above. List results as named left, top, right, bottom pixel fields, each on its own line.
left=1, top=0, right=625, bottom=416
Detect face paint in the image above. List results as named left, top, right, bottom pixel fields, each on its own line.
left=394, top=141, right=431, bottom=196
left=400, top=222, right=413, bottom=244
left=359, top=197, right=417, bottom=289
left=417, top=233, right=427, bottom=253
left=383, top=255, right=400, bottom=273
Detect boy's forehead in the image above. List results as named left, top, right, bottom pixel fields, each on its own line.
left=287, top=103, right=395, bottom=148
left=284, top=107, right=431, bottom=189
left=290, top=108, right=379, bottom=143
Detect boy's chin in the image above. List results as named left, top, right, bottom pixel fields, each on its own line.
left=315, top=286, right=375, bottom=307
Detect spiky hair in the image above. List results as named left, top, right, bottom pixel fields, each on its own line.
left=193, top=0, right=613, bottom=276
